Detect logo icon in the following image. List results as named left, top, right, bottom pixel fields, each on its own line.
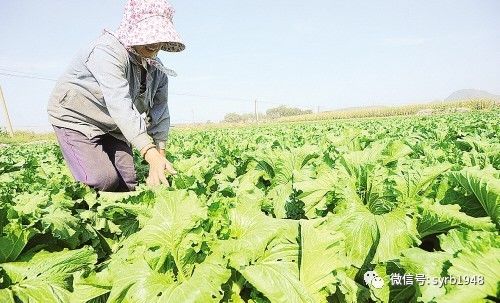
left=364, top=271, right=385, bottom=289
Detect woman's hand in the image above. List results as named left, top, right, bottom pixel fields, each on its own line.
left=143, top=147, right=176, bottom=187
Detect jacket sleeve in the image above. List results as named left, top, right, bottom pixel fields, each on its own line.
left=148, top=72, right=170, bottom=149
left=85, top=45, right=153, bottom=151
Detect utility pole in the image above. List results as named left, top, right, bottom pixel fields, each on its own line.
left=254, top=99, right=258, bottom=122
left=0, top=84, right=14, bottom=137
left=317, top=106, right=320, bottom=114
left=191, top=109, right=195, bottom=124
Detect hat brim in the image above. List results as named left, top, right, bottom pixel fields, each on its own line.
left=162, top=41, right=185, bottom=52
left=128, top=15, right=185, bottom=52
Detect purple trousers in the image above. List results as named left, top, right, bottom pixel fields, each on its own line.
left=53, top=126, right=137, bottom=192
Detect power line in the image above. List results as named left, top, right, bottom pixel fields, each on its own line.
left=0, top=71, right=250, bottom=102
left=0, top=67, right=50, bottom=76
left=0, top=72, right=58, bottom=82
left=0, top=69, right=322, bottom=111
left=0, top=67, right=59, bottom=79
left=0, top=67, right=33, bottom=75
left=0, top=71, right=259, bottom=105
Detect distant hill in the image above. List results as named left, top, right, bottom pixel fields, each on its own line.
left=445, top=89, right=500, bottom=102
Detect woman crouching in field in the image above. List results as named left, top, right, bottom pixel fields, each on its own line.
left=47, top=0, right=183, bottom=192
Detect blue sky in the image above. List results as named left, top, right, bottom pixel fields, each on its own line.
left=0, top=0, right=499, bottom=130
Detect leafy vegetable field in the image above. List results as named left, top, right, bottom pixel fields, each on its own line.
left=1, top=111, right=499, bottom=303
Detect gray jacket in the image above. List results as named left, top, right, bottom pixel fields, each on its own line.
left=47, top=32, right=170, bottom=151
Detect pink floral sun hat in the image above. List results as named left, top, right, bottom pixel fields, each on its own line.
left=115, top=0, right=185, bottom=52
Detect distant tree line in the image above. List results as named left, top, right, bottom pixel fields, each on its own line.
left=223, top=105, right=312, bottom=123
